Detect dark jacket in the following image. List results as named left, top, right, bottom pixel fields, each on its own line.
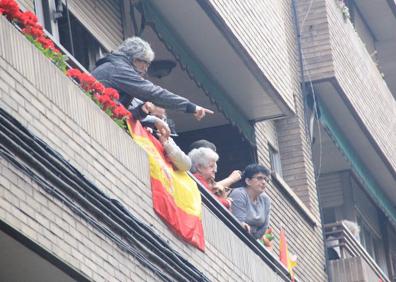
left=91, top=53, right=197, bottom=113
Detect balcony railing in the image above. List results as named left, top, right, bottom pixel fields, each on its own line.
left=324, top=222, right=390, bottom=282
left=189, top=172, right=291, bottom=281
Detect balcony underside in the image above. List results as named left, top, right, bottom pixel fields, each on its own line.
left=141, top=0, right=294, bottom=136
left=354, top=0, right=396, bottom=99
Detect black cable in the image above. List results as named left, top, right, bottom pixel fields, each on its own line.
left=0, top=112, right=205, bottom=281
left=0, top=129, right=189, bottom=282
left=0, top=113, right=203, bottom=281
left=0, top=128, right=174, bottom=280
left=0, top=108, right=209, bottom=282
left=0, top=146, right=173, bottom=282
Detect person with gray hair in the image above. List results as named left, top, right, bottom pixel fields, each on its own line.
left=189, top=147, right=239, bottom=210
left=116, top=37, right=155, bottom=66
left=92, top=36, right=213, bottom=127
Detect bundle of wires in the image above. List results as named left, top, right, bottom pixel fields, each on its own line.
left=0, top=107, right=209, bottom=282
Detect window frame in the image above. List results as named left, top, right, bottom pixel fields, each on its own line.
left=268, top=142, right=282, bottom=177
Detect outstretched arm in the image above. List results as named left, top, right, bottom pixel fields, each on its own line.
left=114, top=65, right=213, bottom=120
left=159, top=136, right=191, bottom=171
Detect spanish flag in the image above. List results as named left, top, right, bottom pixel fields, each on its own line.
left=127, top=118, right=205, bottom=251
left=279, top=228, right=297, bottom=281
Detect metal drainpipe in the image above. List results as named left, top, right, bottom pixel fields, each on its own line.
left=290, top=0, right=332, bottom=281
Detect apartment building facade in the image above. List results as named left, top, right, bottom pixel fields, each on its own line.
left=298, top=0, right=396, bottom=281
left=0, top=0, right=394, bottom=281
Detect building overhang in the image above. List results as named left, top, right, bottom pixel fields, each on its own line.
left=354, top=0, right=396, bottom=98
left=140, top=0, right=293, bottom=138
left=313, top=79, right=396, bottom=225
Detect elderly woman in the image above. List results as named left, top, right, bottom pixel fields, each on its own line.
left=188, top=147, right=239, bottom=209
left=229, top=164, right=272, bottom=240
left=92, top=36, right=212, bottom=121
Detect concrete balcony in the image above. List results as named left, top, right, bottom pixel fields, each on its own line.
left=0, top=15, right=290, bottom=281
left=298, top=0, right=396, bottom=219
left=325, top=222, right=390, bottom=282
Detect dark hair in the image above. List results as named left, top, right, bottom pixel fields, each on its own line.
left=188, top=139, right=217, bottom=152
left=241, top=164, right=271, bottom=182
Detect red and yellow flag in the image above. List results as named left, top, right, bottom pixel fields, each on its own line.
left=127, top=118, right=205, bottom=251
left=279, top=228, right=297, bottom=282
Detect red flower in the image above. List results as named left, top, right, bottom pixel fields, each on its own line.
left=79, top=73, right=96, bottom=91
left=112, top=104, right=131, bottom=119
left=22, top=25, right=44, bottom=38
left=96, top=94, right=116, bottom=111
left=17, top=10, right=38, bottom=26
left=37, top=36, right=55, bottom=49
left=2, top=2, right=130, bottom=124
left=92, top=82, right=105, bottom=94
left=103, top=87, right=120, bottom=100
left=66, top=68, right=82, bottom=79
left=0, top=0, right=20, bottom=19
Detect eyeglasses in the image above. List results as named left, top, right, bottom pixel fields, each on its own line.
left=135, top=58, right=151, bottom=67
left=251, top=176, right=270, bottom=183
left=133, top=59, right=151, bottom=76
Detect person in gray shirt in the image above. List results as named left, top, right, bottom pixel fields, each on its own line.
left=229, top=164, right=271, bottom=240
left=92, top=37, right=213, bottom=122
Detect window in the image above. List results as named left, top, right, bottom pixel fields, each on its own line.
left=34, top=0, right=61, bottom=40
left=269, top=143, right=282, bottom=177
left=322, top=207, right=336, bottom=224
left=357, top=216, right=379, bottom=262
left=57, top=10, right=104, bottom=70
left=35, top=0, right=104, bottom=71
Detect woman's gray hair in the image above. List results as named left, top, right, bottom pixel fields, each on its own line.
left=115, top=36, right=155, bottom=63
left=188, top=147, right=219, bottom=173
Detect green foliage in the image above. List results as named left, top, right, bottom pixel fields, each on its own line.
left=24, top=34, right=68, bottom=73
left=114, top=118, right=127, bottom=130
left=24, top=27, right=126, bottom=130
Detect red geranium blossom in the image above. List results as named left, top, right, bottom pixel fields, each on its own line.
left=17, top=10, right=38, bottom=26
left=37, top=36, right=55, bottom=49
left=79, top=73, right=96, bottom=91
left=0, top=0, right=20, bottom=19
left=92, top=82, right=105, bottom=94
left=66, top=68, right=82, bottom=79
left=103, top=88, right=120, bottom=100
left=95, top=94, right=116, bottom=111
left=2, top=1, right=130, bottom=122
left=112, top=104, right=131, bottom=119
left=22, top=25, right=44, bottom=38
